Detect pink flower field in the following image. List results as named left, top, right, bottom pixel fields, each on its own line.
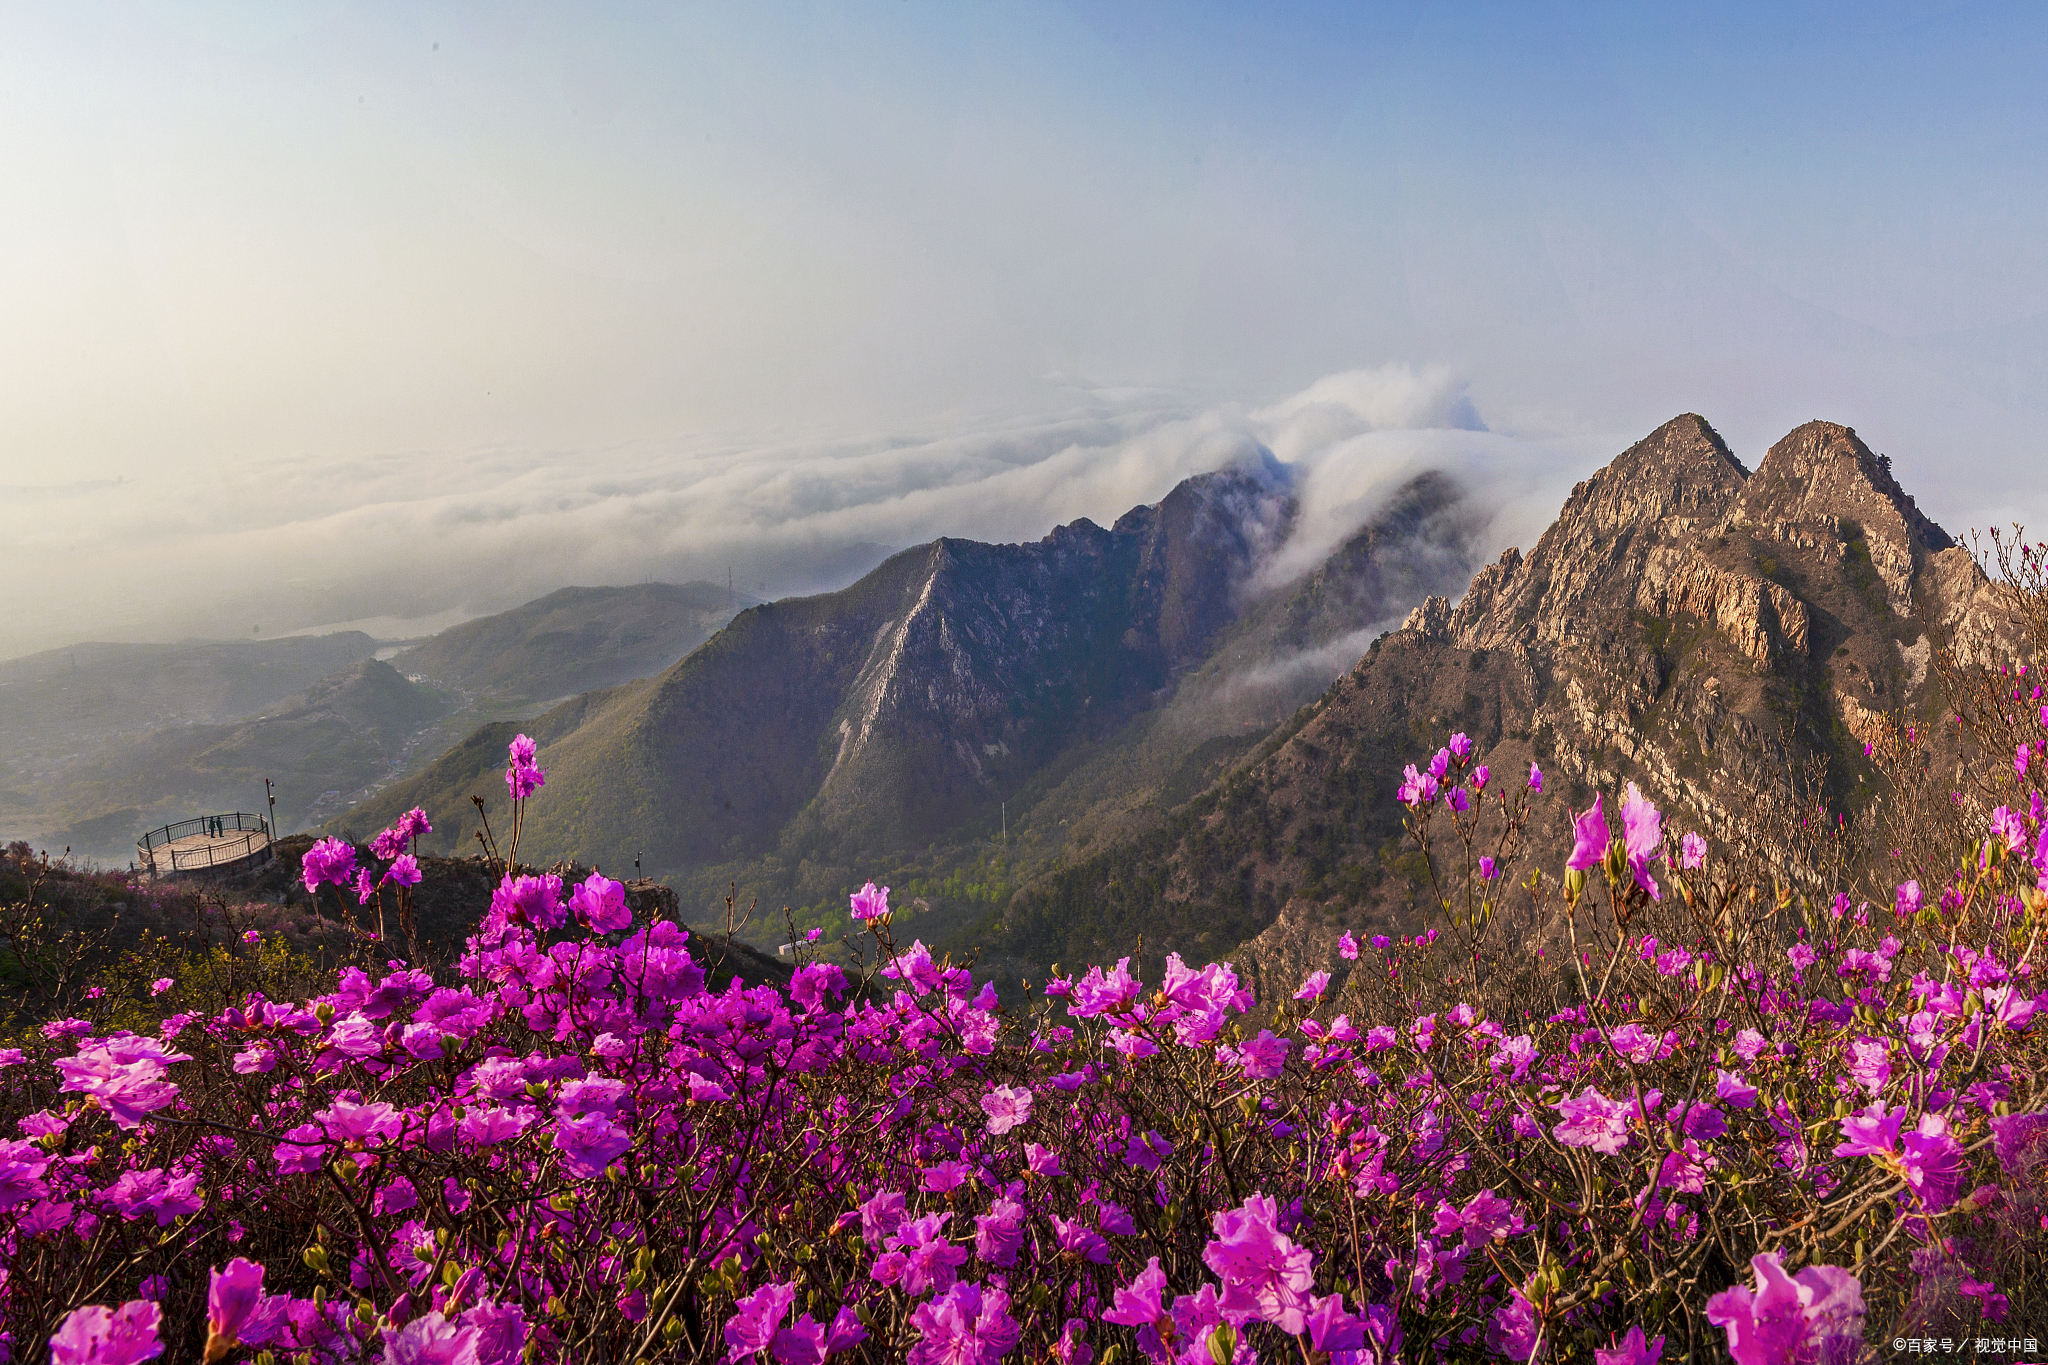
left=10, top=581, right=2048, bottom=1363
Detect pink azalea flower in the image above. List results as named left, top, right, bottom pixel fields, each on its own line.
left=1294, top=970, right=1330, bottom=1001
left=568, top=872, right=631, bottom=933
left=552, top=1112, right=631, bottom=1179
left=1833, top=1102, right=1905, bottom=1160
left=1552, top=1086, right=1633, bottom=1155
left=849, top=881, right=891, bottom=921
left=858, top=1189, right=908, bottom=1248
left=907, top=1282, right=1018, bottom=1365
left=1053, top=1215, right=1110, bottom=1264
left=55, top=1036, right=193, bottom=1130
left=879, top=1213, right=971, bottom=1295
left=1895, top=880, right=1923, bottom=917
left=1567, top=795, right=1610, bottom=872
left=1103, top=1256, right=1169, bottom=1330
left=1595, top=1326, right=1665, bottom=1365
left=316, top=1098, right=403, bottom=1145
left=1528, top=761, right=1543, bottom=792
left=1337, top=931, right=1359, bottom=960
left=1619, top=782, right=1663, bottom=898
left=1844, top=1037, right=1891, bottom=1095
left=49, top=1301, right=164, bottom=1365
left=1236, top=1030, right=1290, bottom=1079
left=1715, top=1069, right=1759, bottom=1109
left=1490, top=1034, right=1537, bottom=1082
left=973, top=1197, right=1026, bottom=1268
left=724, top=1281, right=797, bottom=1361
left=1899, top=1112, right=1967, bottom=1212
left=205, top=1257, right=266, bottom=1357
left=382, top=854, right=424, bottom=888
left=1202, top=1192, right=1315, bottom=1334
left=1680, top=832, right=1707, bottom=869
left=384, top=1312, right=482, bottom=1365
left=921, top=1160, right=971, bottom=1193
left=1704, top=1252, right=1864, bottom=1365
left=299, top=836, right=357, bottom=894
left=979, top=1085, right=1033, bottom=1136
left=1487, top=1284, right=1543, bottom=1361
left=505, top=736, right=545, bottom=801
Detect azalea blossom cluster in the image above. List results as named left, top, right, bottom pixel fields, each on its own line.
left=8, top=717, right=2048, bottom=1363
left=297, top=808, right=434, bottom=953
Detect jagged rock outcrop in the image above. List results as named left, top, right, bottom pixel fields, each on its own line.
left=1402, top=595, right=1452, bottom=642
left=1635, top=546, right=1809, bottom=667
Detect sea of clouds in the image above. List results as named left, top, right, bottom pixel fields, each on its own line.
left=0, top=365, right=1588, bottom=660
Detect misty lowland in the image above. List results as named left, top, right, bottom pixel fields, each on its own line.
left=10, top=405, right=2048, bottom=1364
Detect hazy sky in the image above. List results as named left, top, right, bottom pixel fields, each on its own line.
left=4, top=1, right=2046, bottom=657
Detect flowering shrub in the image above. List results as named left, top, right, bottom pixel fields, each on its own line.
left=7, top=626, right=2048, bottom=1363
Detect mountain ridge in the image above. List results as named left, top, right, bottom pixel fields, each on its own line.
left=335, top=464, right=1491, bottom=894
left=965, top=414, right=2009, bottom=993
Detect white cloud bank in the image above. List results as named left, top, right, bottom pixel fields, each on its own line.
left=1, top=365, right=1587, bottom=659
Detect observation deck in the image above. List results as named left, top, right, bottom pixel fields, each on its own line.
left=137, top=813, right=273, bottom=878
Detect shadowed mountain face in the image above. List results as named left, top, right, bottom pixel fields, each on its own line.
left=338, top=461, right=1492, bottom=879
left=392, top=582, right=748, bottom=704
left=975, top=416, right=2005, bottom=994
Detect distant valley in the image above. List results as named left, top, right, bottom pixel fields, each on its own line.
left=0, top=582, right=745, bottom=861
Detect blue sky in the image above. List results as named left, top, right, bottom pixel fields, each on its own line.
left=2, top=2, right=2043, bottom=652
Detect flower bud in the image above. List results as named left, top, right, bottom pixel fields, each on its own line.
left=1208, top=1325, right=1239, bottom=1365
left=314, top=1002, right=336, bottom=1025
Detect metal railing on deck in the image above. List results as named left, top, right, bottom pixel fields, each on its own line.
left=136, top=813, right=272, bottom=873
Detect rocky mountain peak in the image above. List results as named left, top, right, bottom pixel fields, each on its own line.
left=1447, top=414, right=1747, bottom=651
left=1732, top=421, right=1953, bottom=618
left=1568, top=413, right=1748, bottom=538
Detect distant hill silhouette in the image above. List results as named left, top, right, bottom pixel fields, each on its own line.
left=31, top=658, right=452, bottom=857
left=0, top=633, right=381, bottom=849
left=393, top=582, right=749, bottom=703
